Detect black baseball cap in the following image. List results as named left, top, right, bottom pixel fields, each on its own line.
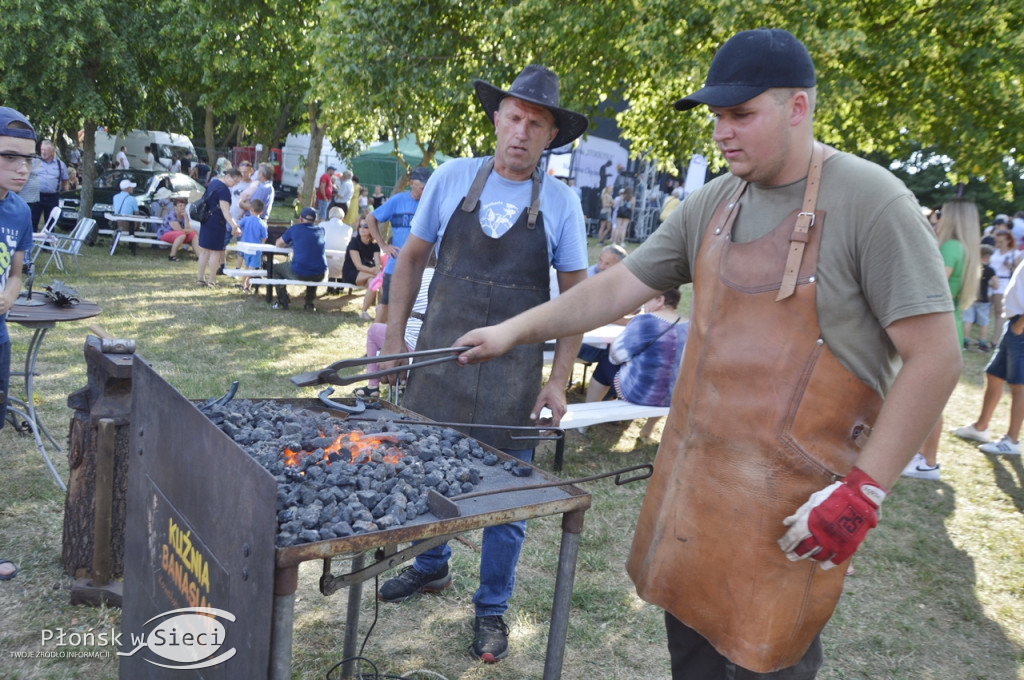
left=674, top=28, right=816, bottom=111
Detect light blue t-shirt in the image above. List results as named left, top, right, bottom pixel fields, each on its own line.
left=1, top=190, right=32, bottom=343
left=410, top=157, right=588, bottom=272
left=112, top=191, right=138, bottom=215
left=372, top=191, right=420, bottom=275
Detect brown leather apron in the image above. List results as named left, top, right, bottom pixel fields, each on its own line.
left=403, top=159, right=549, bottom=450
left=626, top=146, right=883, bottom=672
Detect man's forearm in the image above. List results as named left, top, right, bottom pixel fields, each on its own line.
left=506, top=265, right=657, bottom=346
left=855, top=313, right=961, bottom=487
left=548, top=334, right=583, bottom=390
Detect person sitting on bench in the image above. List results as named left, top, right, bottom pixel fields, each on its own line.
left=272, top=207, right=326, bottom=311
left=586, top=288, right=688, bottom=439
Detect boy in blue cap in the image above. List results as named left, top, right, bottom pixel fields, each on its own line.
left=0, top=105, right=36, bottom=582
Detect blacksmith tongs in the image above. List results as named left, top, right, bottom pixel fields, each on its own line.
left=289, top=346, right=472, bottom=387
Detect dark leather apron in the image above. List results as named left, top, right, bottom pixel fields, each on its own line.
left=626, top=147, right=883, bottom=672
left=403, top=159, right=549, bottom=450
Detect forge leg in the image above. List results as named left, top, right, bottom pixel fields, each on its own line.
left=270, top=565, right=298, bottom=680
left=543, top=508, right=586, bottom=680
left=340, top=552, right=366, bottom=679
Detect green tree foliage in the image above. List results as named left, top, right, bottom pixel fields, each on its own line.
left=603, top=0, right=1024, bottom=185
left=0, top=0, right=179, bottom=216
left=2, top=0, right=1021, bottom=209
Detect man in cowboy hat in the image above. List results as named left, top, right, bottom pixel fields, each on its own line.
left=452, top=29, right=960, bottom=677
left=375, top=64, right=590, bottom=662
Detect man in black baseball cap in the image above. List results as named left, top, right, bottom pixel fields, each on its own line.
left=449, top=29, right=959, bottom=679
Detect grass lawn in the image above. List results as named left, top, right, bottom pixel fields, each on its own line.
left=0, top=239, right=1022, bottom=679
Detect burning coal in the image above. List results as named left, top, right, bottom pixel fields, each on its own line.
left=198, top=400, right=503, bottom=547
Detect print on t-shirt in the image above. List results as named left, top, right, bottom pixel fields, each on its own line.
left=480, top=200, right=520, bottom=238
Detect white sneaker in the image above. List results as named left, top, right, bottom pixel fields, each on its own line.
left=901, top=453, right=941, bottom=480
left=978, top=436, right=1022, bottom=455
left=359, top=311, right=373, bottom=321
left=951, top=423, right=991, bottom=443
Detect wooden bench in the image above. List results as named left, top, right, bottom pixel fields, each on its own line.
left=248, top=278, right=365, bottom=296
left=222, top=268, right=268, bottom=278
left=541, top=400, right=670, bottom=470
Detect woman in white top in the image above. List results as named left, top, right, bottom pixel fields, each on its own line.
left=989, top=229, right=1018, bottom=346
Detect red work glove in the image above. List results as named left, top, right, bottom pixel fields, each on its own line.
left=777, top=467, right=888, bottom=570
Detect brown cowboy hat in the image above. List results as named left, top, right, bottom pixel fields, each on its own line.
left=474, top=65, right=589, bottom=150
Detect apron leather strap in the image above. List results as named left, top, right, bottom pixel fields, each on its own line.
left=460, top=158, right=496, bottom=213
left=776, top=142, right=825, bottom=301
left=713, top=182, right=748, bottom=239
left=526, top=168, right=541, bottom=229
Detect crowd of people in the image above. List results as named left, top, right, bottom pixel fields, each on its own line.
left=3, top=26, right=1024, bottom=680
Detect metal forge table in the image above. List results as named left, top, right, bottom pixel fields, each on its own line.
left=122, top=359, right=591, bottom=679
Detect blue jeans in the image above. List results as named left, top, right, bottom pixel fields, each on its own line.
left=0, top=340, right=10, bottom=430
left=986, top=315, right=1024, bottom=384
left=316, top=199, right=330, bottom=221
left=412, top=447, right=533, bottom=617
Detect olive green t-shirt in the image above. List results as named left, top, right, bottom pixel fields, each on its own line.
left=624, top=151, right=953, bottom=396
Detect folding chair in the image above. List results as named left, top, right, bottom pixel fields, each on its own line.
left=31, top=206, right=63, bottom=268
left=38, top=217, right=95, bottom=276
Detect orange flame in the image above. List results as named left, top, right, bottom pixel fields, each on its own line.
left=282, top=429, right=404, bottom=470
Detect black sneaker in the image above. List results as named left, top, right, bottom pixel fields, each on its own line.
left=377, top=565, right=451, bottom=602
left=472, top=615, right=510, bottom=663
left=304, top=303, right=316, bottom=312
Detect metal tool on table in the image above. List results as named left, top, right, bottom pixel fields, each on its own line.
left=290, top=345, right=472, bottom=388
left=426, top=463, right=653, bottom=519
left=89, top=324, right=136, bottom=355
left=15, top=259, right=46, bottom=307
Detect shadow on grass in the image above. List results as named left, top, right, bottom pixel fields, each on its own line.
left=989, top=455, right=1024, bottom=515
left=831, top=479, right=1023, bottom=679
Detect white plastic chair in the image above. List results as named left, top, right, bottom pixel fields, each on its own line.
left=31, top=207, right=63, bottom=268
left=37, top=217, right=96, bottom=276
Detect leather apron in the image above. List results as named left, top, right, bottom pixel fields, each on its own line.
left=626, top=149, right=883, bottom=672
left=403, top=159, right=549, bottom=450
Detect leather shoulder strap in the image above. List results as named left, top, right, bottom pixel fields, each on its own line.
left=776, top=142, right=825, bottom=301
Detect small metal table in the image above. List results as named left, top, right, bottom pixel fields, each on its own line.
left=7, top=296, right=102, bottom=490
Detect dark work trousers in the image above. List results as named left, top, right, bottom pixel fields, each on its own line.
left=665, top=612, right=823, bottom=680
left=32, top=192, right=60, bottom=230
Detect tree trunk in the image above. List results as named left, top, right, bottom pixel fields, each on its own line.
left=301, top=103, right=326, bottom=209
left=203, top=105, right=216, bottom=167
left=79, top=121, right=98, bottom=224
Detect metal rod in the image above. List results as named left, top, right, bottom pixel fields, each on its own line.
left=340, top=553, right=365, bottom=680
left=543, top=509, right=586, bottom=680
left=91, top=419, right=115, bottom=587
left=330, top=354, right=461, bottom=385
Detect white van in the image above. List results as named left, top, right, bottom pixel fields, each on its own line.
left=105, top=130, right=196, bottom=172
left=280, top=133, right=347, bottom=191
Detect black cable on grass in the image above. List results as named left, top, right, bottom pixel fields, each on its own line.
left=325, top=573, right=450, bottom=680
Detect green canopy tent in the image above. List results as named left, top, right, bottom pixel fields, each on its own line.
left=351, top=135, right=451, bottom=196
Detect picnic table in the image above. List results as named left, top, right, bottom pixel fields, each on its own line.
left=227, top=243, right=349, bottom=303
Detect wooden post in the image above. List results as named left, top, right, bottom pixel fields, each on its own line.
left=61, top=336, right=134, bottom=582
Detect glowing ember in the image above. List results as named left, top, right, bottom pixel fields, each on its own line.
left=282, top=429, right=404, bottom=469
